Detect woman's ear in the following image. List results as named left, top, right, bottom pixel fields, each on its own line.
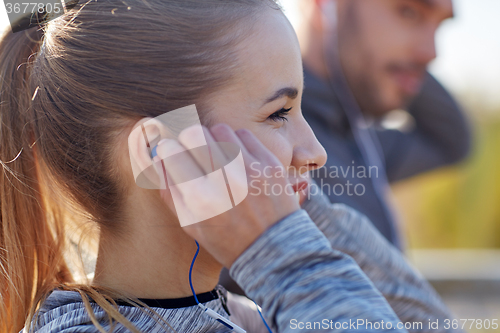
left=128, top=117, right=169, bottom=189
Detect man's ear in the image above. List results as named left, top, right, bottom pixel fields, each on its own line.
left=128, top=117, right=169, bottom=189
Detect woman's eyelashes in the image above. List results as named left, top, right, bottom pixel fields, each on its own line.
left=268, top=107, right=292, bottom=122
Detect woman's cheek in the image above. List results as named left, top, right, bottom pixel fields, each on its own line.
left=265, top=135, right=293, bottom=167
left=246, top=124, right=293, bottom=167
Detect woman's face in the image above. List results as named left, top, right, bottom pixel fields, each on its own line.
left=204, top=8, right=327, bottom=192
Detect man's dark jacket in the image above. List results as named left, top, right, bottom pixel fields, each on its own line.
left=302, top=67, right=472, bottom=249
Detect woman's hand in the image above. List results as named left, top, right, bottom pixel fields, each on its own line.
left=298, top=177, right=311, bottom=206
left=155, top=123, right=300, bottom=269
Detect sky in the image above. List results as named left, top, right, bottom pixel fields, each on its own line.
left=428, top=0, right=500, bottom=108
left=1, top=0, right=500, bottom=108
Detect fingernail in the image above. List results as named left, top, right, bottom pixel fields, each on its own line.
left=156, top=139, right=183, bottom=159
left=178, top=125, right=206, bottom=149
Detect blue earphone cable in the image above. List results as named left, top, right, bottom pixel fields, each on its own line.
left=189, top=240, right=272, bottom=332
left=189, top=240, right=201, bottom=305
left=252, top=299, right=273, bottom=333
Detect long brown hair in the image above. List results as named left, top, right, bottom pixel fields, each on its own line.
left=0, top=0, right=280, bottom=332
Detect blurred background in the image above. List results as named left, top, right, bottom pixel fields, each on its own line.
left=282, top=0, right=500, bottom=331
left=2, top=0, right=500, bottom=331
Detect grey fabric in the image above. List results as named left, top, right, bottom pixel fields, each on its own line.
left=229, top=210, right=404, bottom=333
left=225, top=291, right=267, bottom=333
left=301, top=181, right=462, bottom=332
left=28, top=289, right=232, bottom=333
left=302, top=67, right=471, bottom=249
left=26, top=182, right=461, bottom=333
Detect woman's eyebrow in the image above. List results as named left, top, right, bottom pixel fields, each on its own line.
left=263, top=87, right=299, bottom=106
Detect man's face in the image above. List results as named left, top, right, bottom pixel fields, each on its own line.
left=336, top=0, right=453, bottom=116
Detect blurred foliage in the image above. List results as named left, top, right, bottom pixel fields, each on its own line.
left=392, top=113, right=500, bottom=249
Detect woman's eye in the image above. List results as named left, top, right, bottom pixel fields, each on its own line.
left=268, top=107, right=292, bottom=122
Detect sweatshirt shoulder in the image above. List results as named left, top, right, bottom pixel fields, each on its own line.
left=29, top=289, right=230, bottom=333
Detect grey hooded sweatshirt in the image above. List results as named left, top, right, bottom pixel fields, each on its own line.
left=25, top=181, right=460, bottom=333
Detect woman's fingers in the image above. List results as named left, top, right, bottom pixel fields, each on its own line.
left=177, top=125, right=214, bottom=175
left=157, top=125, right=239, bottom=227
left=209, top=124, right=256, bottom=164
left=156, top=138, right=204, bottom=186
left=156, top=123, right=297, bottom=233
left=177, top=125, right=230, bottom=173
left=235, top=128, right=281, bottom=167
left=203, top=128, right=232, bottom=171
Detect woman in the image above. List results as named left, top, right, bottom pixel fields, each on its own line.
left=0, top=0, right=459, bottom=332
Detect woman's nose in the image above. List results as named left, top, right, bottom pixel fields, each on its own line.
left=290, top=121, right=327, bottom=173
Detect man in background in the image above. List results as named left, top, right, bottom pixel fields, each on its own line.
left=219, top=0, right=471, bottom=295
left=297, top=0, right=471, bottom=251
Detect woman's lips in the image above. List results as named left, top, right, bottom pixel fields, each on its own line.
left=291, top=180, right=309, bottom=193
